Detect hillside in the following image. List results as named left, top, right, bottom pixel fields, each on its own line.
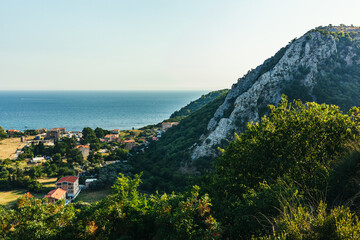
left=131, top=91, right=228, bottom=192
left=192, top=25, right=360, bottom=159
left=169, top=89, right=229, bottom=120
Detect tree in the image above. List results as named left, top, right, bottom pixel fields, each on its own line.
left=82, top=127, right=99, bottom=144
left=66, top=149, right=84, bottom=165
left=52, top=153, right=62, bottom=165
left=95, top=127, right=109, bottom=138
left=208, top=96, right=360, bottom=238
left=28, top=166, right=43, bottom=179
left=0, top=126, right=7, bottom=140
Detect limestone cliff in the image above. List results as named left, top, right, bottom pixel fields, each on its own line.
left=191, top=25, right=360, bottom=159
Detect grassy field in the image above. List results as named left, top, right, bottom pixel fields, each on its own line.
left=0, top=177, right=57, bottom=209
left=0, top=189, right=44, bottom=209
left=74, top=188, right=112, bottom=203
left=0, top=137, right=34, bottom=160
left=37, top=177, right=58, bottom=188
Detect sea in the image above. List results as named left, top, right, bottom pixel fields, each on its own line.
left=0, top=91, right=208, bottom=131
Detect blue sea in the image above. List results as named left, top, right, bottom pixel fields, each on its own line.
left=0, top=91, right=208, bottom=131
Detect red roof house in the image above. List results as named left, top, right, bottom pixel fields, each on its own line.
left=45, top=188, right=67, bottom=204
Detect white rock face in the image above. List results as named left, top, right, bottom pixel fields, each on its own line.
left=191, top=31, right=339, bottom=160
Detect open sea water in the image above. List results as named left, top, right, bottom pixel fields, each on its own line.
left=0, top=91, right=208, bottom=131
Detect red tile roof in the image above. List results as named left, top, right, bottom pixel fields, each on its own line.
left=52, top=127, right=65, bottom=130
left=124, top=140, right=135, bottom=143
left=8, top=129, right=20, bottom=132
left=76, top=145, right=90, bottom=149
left=45, top=188, right=67, bottom=200
left=57, top=176, right=78, bottom=183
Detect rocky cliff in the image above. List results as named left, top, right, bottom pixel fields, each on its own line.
left=191, top=25, right=360, bottom=159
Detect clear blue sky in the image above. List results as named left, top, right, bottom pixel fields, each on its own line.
left=1, top=0, right=359, bottom=90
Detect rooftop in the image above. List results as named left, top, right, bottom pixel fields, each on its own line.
left=45, top=188, right=67, bottom=200
left=57, top=176, right=79, bottom=183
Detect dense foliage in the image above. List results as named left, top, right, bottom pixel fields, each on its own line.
left=258, top=202, right=360, bottom=239
left=206, top=96, right=360, bottom=238
left=4, top=95, right=360, bottom=239
left=0, top=174, right=220, bottom=240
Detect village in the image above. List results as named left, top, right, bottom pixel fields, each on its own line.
left=0, top=121, right=179, bottom=206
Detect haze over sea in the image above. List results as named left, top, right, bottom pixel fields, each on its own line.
left=0, top=91, right=207, bottom=131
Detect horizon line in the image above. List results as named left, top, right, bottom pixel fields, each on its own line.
left=0, top=89, right=221, bottom=92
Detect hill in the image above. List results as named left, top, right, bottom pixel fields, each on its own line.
left=192, top=25, right=360, bottom=159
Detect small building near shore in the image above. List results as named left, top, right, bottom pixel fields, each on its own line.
left=52, top=127, right=66, bottom=134
left=124, top=139, right=136, bottom=150
left=46, top=129, right=60, bottom=141
left=75, top=145, right=90, bottom=158
left=7, top=129, right=20, bottom=136
left=112, top=129, right=120, bottom=134
left=104, top=134, right=120, bottom=142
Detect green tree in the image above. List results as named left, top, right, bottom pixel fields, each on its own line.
left=0, top=126, right=7, bottom=140
left=209, top=96, right=360, bottom=238
left=82, top=127, right=99, bottom=144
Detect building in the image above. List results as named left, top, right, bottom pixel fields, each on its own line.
left=85, top=178, right=97, bottom=188
left=7, top=129, right=20, bottom=136
left=124, top=139, right=136, bottom=150
left=44, top=188, right=67, bottom=204
left=56, top=176, right=79, bottom=198
left=75, top=145, right=90, bottom=158
left=104, top=134, right=120, bottom=142
left=46, top=129, right=60, bottom=141
left=52, top=127, right=66, bottom=134
left=112, top=129, right=120, bottom=134
left=31, top=156, right=46, bottom=163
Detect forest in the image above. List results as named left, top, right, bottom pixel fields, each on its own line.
left=2, top=96, right=360, bottom=239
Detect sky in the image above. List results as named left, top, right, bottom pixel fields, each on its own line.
left=1, top=0, right=360, bottom=91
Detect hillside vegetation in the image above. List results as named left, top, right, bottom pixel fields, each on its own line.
left=3, top=97, right=360, bottom=239
left=131, top=91, right=228, bottom=192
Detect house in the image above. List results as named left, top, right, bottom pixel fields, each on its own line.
left=44, top=188, right=67, bottom=204
left=56, top=176, right=79, bottom=198
left=85, top=178, right=97, bottom=188
left=7, top=129, right=20, bottom=136
left=75, top=145, right=90, bottom=158
left=124, top=139, right=136, bottom=150
left=112, top=129, right=120, bottom=134
left=104, top=134, right=120, bottom=142
left=46, top=129, right=60, bottom=141
left=52, top=127, right=66, bottom=134
left=31, top=156, right=46, bottom=163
